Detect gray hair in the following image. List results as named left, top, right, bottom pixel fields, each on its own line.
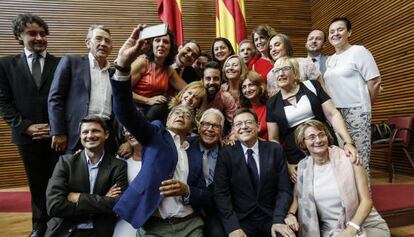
left=168, top=104, right=195, bottom=124
left=200, top=108, right=225, bottom=127
left=86, top=24, right=111, bottom=41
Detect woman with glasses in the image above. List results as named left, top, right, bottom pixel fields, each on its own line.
left=130, top=30, right=187, bottom=123
left=324, top=17, right=381, bottom=180
left=284, top=120, right=389, bottom=237
left=240, top=71, right=269, bottom=140
left=266, top=57, right=356, bottom=183
left=266, top=33, right=322, bottom=97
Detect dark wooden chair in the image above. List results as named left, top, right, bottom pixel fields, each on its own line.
left=372, top=115, right=414, bottom=182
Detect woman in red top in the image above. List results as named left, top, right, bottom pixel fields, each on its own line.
left=249, top=24, right=276, bottom=83
left=130, top=30, right=186, bottom=122
left=240, top=71, right=269, bottom=140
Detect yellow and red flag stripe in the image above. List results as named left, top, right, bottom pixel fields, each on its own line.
left=157, top=0, right=184, bottom=45
left=216, top=0, right=247, bottom=51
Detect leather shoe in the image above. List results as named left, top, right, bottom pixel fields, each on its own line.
left=28, top=226, right=46, bottom=237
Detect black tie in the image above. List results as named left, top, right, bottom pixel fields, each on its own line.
left=247, top=149, right=259, bottom=193
left=32, top=53, right=42, bottom=88
left=311, top=57, right=317, bottom=63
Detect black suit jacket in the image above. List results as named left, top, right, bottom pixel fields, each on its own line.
left=214, top=140, right=292, bottom=234
left=45, top=151, right=127, bottom=237
left=0, top=52, right=59, bottom=144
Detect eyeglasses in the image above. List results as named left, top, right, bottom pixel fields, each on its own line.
left=200, top=121, right=221, bottom=130
left=271, top=66, right=292, bottom=74
left=304, top=132, right=327, bottom=142
left=234, top=120, right=256, bottom=128
left=172, top=109, right=193, bottom=119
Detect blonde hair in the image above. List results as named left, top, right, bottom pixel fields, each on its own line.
left=222, top=55, right=248, bottom=83
left=294, top=120, right=334, bottom=154
left=169, top=81, right=207, bottom=120
left=273, top=56, right=301, bottom=84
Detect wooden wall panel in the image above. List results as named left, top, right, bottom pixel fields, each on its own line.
left=0, top=0, right=311, bottom=187
left=310, top=0, right=414, bottom=176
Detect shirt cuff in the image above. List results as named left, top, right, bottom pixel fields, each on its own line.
left=112, top=74, right=130, bottom=82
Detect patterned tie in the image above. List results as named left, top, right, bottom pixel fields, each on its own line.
left=32, top=53, right=42, bottom=88
left=247, top=149, right=259, bottom=193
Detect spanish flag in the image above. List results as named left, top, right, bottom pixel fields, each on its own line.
left=216, top=0, right=247, bottom=51
left=157, top=0, right=184, bottom=45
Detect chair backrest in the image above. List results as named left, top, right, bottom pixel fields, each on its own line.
left=388, top=115, right=414, bottom=146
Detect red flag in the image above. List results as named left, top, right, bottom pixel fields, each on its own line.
left=157, top=0, right=184, bottom=45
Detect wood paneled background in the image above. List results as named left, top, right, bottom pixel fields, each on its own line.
left=310, top=0, right=414, bottom=175
left=0, top=0, right=311, bottom=188
left=0, top=0, right=412, bottom=188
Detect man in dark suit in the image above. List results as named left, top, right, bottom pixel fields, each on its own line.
left=305, top=29, right=328, bottom=75
left=45, top=115, right=127, bottom=237
left=110, top=25, right=207, bottom=236
left=214, top=108, right=294, bottom=237
left=0, top=13, right=60, bottom=237
left=48, top=24, right=126, bottom=156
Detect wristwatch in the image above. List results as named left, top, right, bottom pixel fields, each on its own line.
left=114, top=61, right=131, bottom=73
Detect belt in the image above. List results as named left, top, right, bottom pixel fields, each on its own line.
left=148, top=212, right=198, bottom=224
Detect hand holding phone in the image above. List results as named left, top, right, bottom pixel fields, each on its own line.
left=140, top=23, right=168, bottom=40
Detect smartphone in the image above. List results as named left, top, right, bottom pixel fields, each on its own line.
left=140, top=23, right=168, bottom=40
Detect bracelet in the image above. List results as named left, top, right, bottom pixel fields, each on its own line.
left=114, top=61, right=131, bottom=73
left=347, top=221, right=361, bottom=234
left=344, top=141, right=355, bottom=147
left=288, top=211, right=296, bottom=216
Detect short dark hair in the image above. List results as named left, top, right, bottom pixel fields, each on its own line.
left=146, top=29, right=178, bottom=69
left=202, top=61, right=221, bottom=78
left=234, top=108, right=258, bottom=124
left=79, top=115, right=108, bottom=132
left=182, top=39, right=201, bottom=54
left=211, top=37, right=235, bottom=62
left=199, top=51, right=212, bottom=61
left=12, top=13, right=49, bottom=45
left=331, top=17, right=352, bottom=31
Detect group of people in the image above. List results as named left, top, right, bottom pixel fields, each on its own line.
left=0, top=12, right=389, bottom=237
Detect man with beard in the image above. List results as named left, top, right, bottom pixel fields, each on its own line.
left=0, top=13, right=60, bottom=237
left=305, top=29, right=328, bottom=75
left=172, top=40, right=201, bottom=83
left=189, top=108, right=226, bottom=236
left=48, top=25, right=127, bottom=156
left=201, top=61, right=237, bottom=127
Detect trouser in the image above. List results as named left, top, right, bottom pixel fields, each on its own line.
left=17, top=139, right=59, bottom=229
left=138, top=213, right=204, bottom=237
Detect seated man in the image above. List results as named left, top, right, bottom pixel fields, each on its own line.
left=110, top=25, right=207, bottom=236
left=45, top=115, right=127, bottom=237
left=214, top=108, right=294, bottom=237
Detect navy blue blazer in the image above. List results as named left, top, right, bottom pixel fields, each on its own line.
left=214, top=140, right=292, bottom=234
left=48, top=55, right=92, bottom=151
left=111, top=78, right=207, bottom=229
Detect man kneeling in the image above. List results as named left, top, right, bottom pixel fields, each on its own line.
left=45, top=115, right=127, bottom=237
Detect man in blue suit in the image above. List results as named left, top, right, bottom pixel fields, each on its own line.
left=110, top=25, right=207, bottom=236
left=214, top=108, right=294, bottom=237
left=48, top=24, right=125, bottom=156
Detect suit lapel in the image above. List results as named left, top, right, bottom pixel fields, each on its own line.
left=77, top=152, right=91, bottom=193
left=17, top=52, right=38, bottom=90
left=81, top=56, right=91, bottom=96
left=235, top=142, right=256, bottom=195
left=94, top=153, right=110, bottom=194
left=38, top=53, right=54, bottom=89
left=258, top=140, right=267, bottom=194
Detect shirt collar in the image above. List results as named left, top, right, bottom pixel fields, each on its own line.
left=199, top=142, right=219, bottom=155
left=88, top=52, right=110, bottom=71
left=168, top=130, right=190, bottom=150
left=84, top=150, right=104, bottom=168
left=309, top=54, right=321, bottom=62
left=241, top=140, right=259, bottom=157
left=24, top=47, right=47, bottom=59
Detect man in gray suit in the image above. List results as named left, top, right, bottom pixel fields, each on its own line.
left=305, top=29, right=328, bottom=75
